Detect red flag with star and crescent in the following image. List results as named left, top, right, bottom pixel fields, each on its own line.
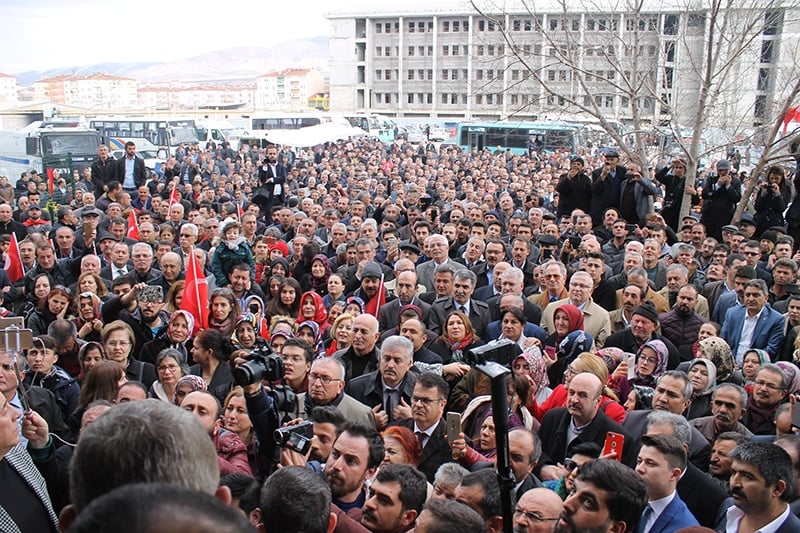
left=180, top=247, right=209, bottom=334
left=127, top=210, right=140, bottom=240
left=4, top=233, right=24, bottom=283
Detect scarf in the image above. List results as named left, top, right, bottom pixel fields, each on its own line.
left=746, top=394, right=778, bottom=432
left=447, top=332, right=474, bottom=362
left=698, top=336, right=734, bottom=383
left=223, top=235, right=247, bottom=251
left=633, top=339, right=669, bottom=388
left=309, top=254, right=332, bottom=291
left=209, top=314, right=234, bottom=337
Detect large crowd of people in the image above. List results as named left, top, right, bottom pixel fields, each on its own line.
left=1, top=134, right=800, bottom=532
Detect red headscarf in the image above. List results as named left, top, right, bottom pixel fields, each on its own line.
left=297, top=291, right=329, bottom=328
left=554, top=303, right=584, bottom=338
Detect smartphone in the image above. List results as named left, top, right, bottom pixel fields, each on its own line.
left=446, top=412, right=462, bottom=443
left=626, top=353, right=636, bottom=381
left=602, top=432, right=625, bottom=462
left=625, top=224, right=637, bottom=233
left=541, top=248, right=553, bottom=260
left=391, top=191, right=398, bottom=203
left=568, top=235, right=581, bottom=248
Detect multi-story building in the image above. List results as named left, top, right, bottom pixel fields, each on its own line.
left=32, top=74, right=138, bottom=109
left=0, top=74, right=17, bottom=107
left=326, top=3, right=799, bottom=127
left=138, top=82, right=255, bottom=110
left=255, top=69, right=326, bottom=111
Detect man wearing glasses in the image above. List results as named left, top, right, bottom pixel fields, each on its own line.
left=742, top=364, right=789, bottom=435
left=513, top=487, right=564, bottom=533
left=394, top=372, right=451, bottom=483
left=295, top=357, right=375, bottom=429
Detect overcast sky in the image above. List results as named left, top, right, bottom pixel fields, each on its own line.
left=0, top=0, right=348, bottom=73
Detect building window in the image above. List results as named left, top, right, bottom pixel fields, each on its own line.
left=488, top=45, right=495, bottom=56
left=376, top=23, right=382, bottom=33
left=478, top=20, right=485, bottom=31
left=486, top=94, right=494, bottom=104
left=487, top=69, right=494, bottom=80
left=496, top=94, right=503, bottom=104
left=408, top=93, right=414, bottom=104
left=408, top=46, right=415, bottom=56
left=408, top=22, right=415, bottom=33
left=476, top=94, right=483, bottom=104
left=477, top=45, right=484, bottom=56
left=664, top=15, right=679, bottom=35
left=385, top=46, right=391, bottom=56
left=476, top=70, right=484, bottom=80
left=453, top=21, right=460, bottom=32
left=419, top=22, right=426, bottom=32
left=384, top=69, right=392, bottom=80
left=513, top=19, right=521, bottom=31
left=408, top=70, right=415, bottom=80
left=418, top=46, right=425, bottom=55
left=427, top=93, right=432, bottom=103
left=417, top=69, right=425, bottom=79
left=427, top=69, right=433, bottom=80
left=442, top=94, right=448, bottom=104
left=428, top=45, right=433, bottom=55
left=442, top=69, right=449, bottom=80
left=511, top=70, right=519, bottom=80
left=443, top=21, right=450, bottom=32
left=452, top=69, right=459, bottom=80
left=511, top=94, right=519, bottom=104
left=464, top=20, right=469, bottom=31
left=452, top=45, right=460, bottom=56
left=376, top=47, right=382, bottom=57
left=761, top=40, right=774, bottom=63
left=443, top=46, right=449, bottom=56
left=384, top=23, right=391, bottom=33
left=547, top=70, right=556, bottom=81
left=375, top=70, right=382, bottom=80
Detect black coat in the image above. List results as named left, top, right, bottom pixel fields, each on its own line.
left=393, top=418, right=451, bottom=483
left=347, top=370, right=416, bottom=425
left=91, top=156, right=116, bottom=191
left=556, top=171, right=592, bottom=219
left=677, top=462, right=727, bottom=528
left=622, top=410, right=711, bottom=473
left=114, top=155, right=147, bottom=188
left=539, top=407, right=637, bottom=468
left=700, top=177, right=741, bottom=240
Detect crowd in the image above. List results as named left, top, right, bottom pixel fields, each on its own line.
left=1, top=134, right=800, bottom=532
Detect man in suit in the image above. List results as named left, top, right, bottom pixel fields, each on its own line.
left=718, top=442, right=800, bottom=532
left=253, top=145, right=286, bottom=217
left=416, top=234, right=466, bottom=293
left=0, top=397, right=59, bottom=532
left=509, top=428, right=545, bottom=501
left=347, top=336, right=417, bottom=430
left=471, top=238, right=506, bottom=289
left=394, top=372, right=451, bottom=483
left=487, top=266, right=542, bottom=326
left=528, top=260, right=568, bottom=310
left=379, top=270, right=430, bottom=333
left=623, top=372, right=711, bottom=472
left=473, top=261, right=508, bottom=302
left=633, top=434, right=699, bottom=532
left=644, top=411, right=727, bottom=528
left=295, top=357, right=376, bottom=429
left=589, top=149, right=629, bottom=227
left=742, top=364, right=788, bottom=435
left=720, top=278, right=785, bottom=365
left=429, top=270, right=490, bottom=339
left=114, top=141, right=147, bottom=198
left=539, top=373, right=637, bottom=479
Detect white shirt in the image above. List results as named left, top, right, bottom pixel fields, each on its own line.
left=735, top=306, right=765, bottom=365
left=724, top=502, right=791, bottom=533
left=642, top=492, right=676, bottom=532
left=454, top=300, right=470, bottom=316
left=413, top=420, right=438, bottom=448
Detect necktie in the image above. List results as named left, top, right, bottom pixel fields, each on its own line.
left=116, top=268, right=124, bottom=278
left=384, top=389, right=396, bottom=422
left=415, top=431, right=426, bottom=449
left=459, top=305, right=467, bottom=314
left=638, top=504, right=653, bottom=533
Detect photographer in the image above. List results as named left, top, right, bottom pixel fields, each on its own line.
left=237, top=349, right=283, bottom=477
left=754, top=165, right=791, bottom=236
left=700, top=159, right=742, bottom=240
left=655, top=156, right=699, bottom=231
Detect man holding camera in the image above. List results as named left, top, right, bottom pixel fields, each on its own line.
left=700, top=159, right=741, bottom=240
left=590, top=149, right=628, bottom=226
left=615, top=163, right=658, bottom=228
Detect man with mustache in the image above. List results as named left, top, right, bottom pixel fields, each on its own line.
left=553, top=459, right=647, bottom=533
left=742, top=364, right=788, bottom=435
left=708, top=432, right=749, bottom=490
left=323, top=421, right=384, bottom=518
left=720, top=442, right=800, bottom=532
left=347, top=336, right=417, bottom=430
left=690, top=383, right=753, bottom=444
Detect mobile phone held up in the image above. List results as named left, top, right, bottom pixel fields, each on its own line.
left=446, top=412, right=461, bottom=443
left=602, top=432, right=624, bottom=462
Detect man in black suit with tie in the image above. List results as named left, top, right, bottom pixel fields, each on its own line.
left=114, top=141, right=147, bottom=198
left=393, top=372, right=452, bottom=483
left=254, top=145, right=286, bottom=217
left=428, top=269, right=490, bottom=339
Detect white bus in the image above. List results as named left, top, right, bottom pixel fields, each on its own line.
left=89, top=117, right=201, bottom=155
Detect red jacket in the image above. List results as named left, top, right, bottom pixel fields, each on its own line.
left=213, top=428, right=252, bottom=476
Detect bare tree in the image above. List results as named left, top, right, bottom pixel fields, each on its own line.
left=469, top=0, right=800, bottom=227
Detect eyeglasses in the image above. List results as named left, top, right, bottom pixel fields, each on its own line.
left=106, top=341, right=131, bottom=348
left=639, top=356, right=659, bottom=365
left=743, top=251, right=760, bottom=256
left=54, top=285, right=72, bottom=296
left=754, top=380, right=784, bottom=391
left=157, top=364, right=180, bottom=373
left=411, top=396, right=444, bottom=406
left=308, top=373, right=341, bottom=385
left=563, top=458, right=580, bottom=472
left=513, top=508, right=560, bottom=523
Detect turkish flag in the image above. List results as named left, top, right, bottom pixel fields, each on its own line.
left=180, top=247, right=209, bottom=334
left=46, top=168, right=55, bottom=196
left=4, top=233, right=23, bottom=283
left=167, top=183, right=180, bottom=213
left=364, top=274, right=386, bottom=319
left=783, top=106, right=799, bottom=135
left=127, top=210, right=140, bottom=240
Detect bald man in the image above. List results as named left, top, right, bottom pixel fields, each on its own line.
left=514, top=488, right=564, bottom=533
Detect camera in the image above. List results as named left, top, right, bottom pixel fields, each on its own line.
left=233, top=345, right=285, bottom=386
left=249, top=303, right=260, bottom=314
left=274, top=420, right=314, bottom=455
left=465, top=338, right=522, bottom=367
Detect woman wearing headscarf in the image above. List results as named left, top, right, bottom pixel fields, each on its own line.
left=623, top=385, right=655, bottom=411
left=776, top=361, right=800, bottom=396
left=173, top=374, right=207, bottom=405
left=512, top=347, right=552, bottom=408
left=741, top=348, right=771, bottom=396
left=544, top=304, right=586, bottom=388
left=610, top=339, right=669, bottom=401
left=242, top=295, right=269, bottom=339
left=697, top=336, right=740, bottom=385
left=685, top=358, right=717, bottom=419
left=300, top=254, right=332, bottom=296
left=296, top=320, right=326, bottom=359
left=296, top=291, right=330, bottom=337
left=139, top=310, right=195, bottom=366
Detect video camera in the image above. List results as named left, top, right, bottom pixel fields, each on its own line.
left=273, top=420, right=314, bottom=455
left=464, top=338, right=522, bottom=368
left=233, top=344, right=296, bottom=413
